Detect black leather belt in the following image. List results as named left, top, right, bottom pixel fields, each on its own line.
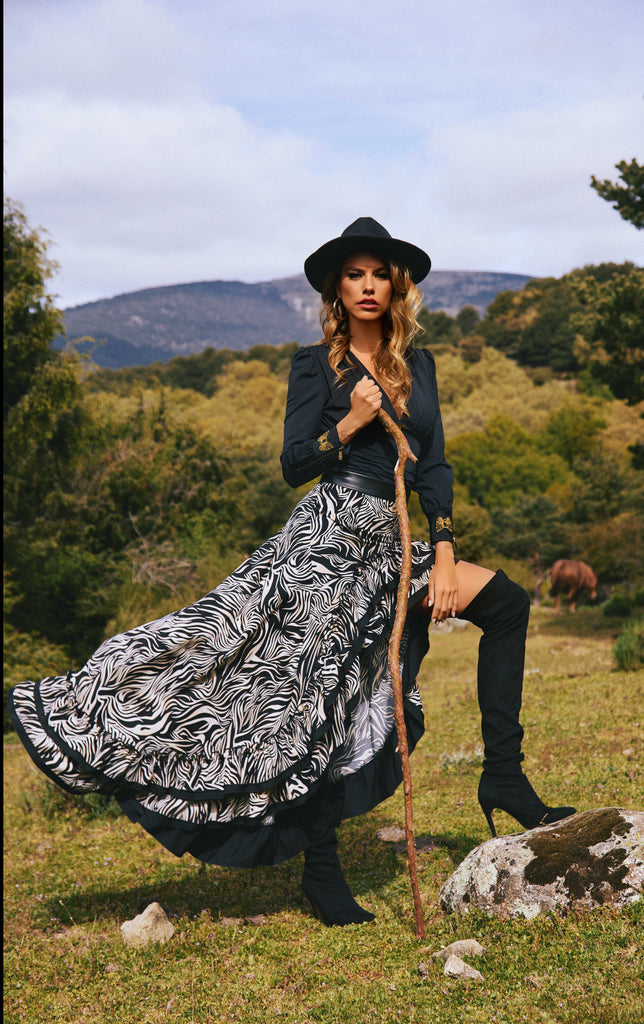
left=321, top=468, right=402, bottom=502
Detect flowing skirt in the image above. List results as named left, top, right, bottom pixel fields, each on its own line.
left=8, top=483, right=435, bottom=866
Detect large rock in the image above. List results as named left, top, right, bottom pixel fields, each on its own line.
left=440, top=808, right=644, bottom=920
left=120, top=902, right=175, bottom=947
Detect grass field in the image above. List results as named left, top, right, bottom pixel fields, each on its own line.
left=4, top=606, right=643, bottom=1023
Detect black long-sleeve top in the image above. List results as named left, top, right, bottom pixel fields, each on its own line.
left=280, top=343, right=454, bottom=544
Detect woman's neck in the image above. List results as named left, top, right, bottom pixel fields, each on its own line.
left=347, top=317, right=384, bottom=360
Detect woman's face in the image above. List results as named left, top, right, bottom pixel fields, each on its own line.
left=338, top=252, right=392, bottom=323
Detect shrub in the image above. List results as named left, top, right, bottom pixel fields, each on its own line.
left=602, top=592, right=634, bottom=617
left=613, top=617, right=644, bottom=671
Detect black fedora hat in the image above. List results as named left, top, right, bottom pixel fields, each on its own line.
left=304, top=216, right=431, bottom=292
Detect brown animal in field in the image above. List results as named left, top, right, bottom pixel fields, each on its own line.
left=549, top=559, right=598, bottom=612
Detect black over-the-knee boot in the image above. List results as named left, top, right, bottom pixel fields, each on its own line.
left=301, top=828, right=375, bottom=926
left=461, top=570, right=576, bottom=836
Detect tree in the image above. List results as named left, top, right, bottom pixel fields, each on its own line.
left=490, top=494, right=567, bottom=567
left=478, top=278, right=581, bottom=370
left=3, top=199, right=64, bottom=419
left=4, top=200, right=84, bottom=527
left=456, top=305, right=480, bottom=335
left=447, top=415, right=569, bottom=509
left=590, top=159, right=644, bottom=229
left=537, top=401, right=606, bottom=467
left=417, top=308, right=461, bottom=346
left=570, top=264, right=644, bottom=404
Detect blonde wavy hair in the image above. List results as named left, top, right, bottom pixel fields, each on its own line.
left=319, top=257, right=423, bottom=416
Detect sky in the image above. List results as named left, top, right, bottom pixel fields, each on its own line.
left=4, top=0, right=644, bottom=309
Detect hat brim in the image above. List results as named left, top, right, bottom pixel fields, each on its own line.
left=304, top=235, right=431, bottom=292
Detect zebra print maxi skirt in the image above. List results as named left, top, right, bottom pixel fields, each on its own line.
left=8, top=482, right=436, bottom=867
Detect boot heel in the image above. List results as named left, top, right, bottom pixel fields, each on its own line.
left=479, top=801, right=498, bottom=838
left=478, top=772, right=576, bottom=835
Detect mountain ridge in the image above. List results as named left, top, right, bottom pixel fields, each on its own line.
left=60, top=270, right=533, bottom=368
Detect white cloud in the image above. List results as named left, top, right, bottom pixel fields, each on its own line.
left=416, top=94, right=644, bottom=274
left=4, top=0, right=643, bottom=305
left=4, top=0, right=186, bottom=102
left=4, top=88, right=392, bottom=303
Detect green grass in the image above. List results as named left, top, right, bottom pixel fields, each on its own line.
left=4, top=607, right=644, bottom=1023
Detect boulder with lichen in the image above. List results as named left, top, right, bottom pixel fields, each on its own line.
left=440, top=808, right=644, bottom=919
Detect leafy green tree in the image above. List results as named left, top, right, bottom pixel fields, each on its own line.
left=5, top=397, right=236, bottom=656
left=565, top=450, right=638, bottom=526
left=570, top=264, right=644, bottom=404
left=4, top=200, right=86, bottom=566
left=456, top=305, right=480, bottom=335
left=479, top=278, right=580, bottom=370
left=477, top=289, right=519, bottom=354
left=450, top=490, right=493, bottom=563
left=479, top=264, right=642, bottom=379
left=590, top=158, right=644, bottom=229
left=417, top=308, right=461, bottom=346
left=569, top=511, right=644, bottom=585
left=447, top=415, right=569, bottom=508
left=489, top=494, right=568, bottom=566
left=537, top=401, right=606, bottom=467
left=516, top=283, right=578, bottom=371
left=3, top=199, right=65, bottom=419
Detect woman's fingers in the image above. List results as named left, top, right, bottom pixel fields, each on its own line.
left=350, top=376, right=382, bottom=423
left=428, top=584, right=459, bottom=622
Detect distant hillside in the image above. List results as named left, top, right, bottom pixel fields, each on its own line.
left=60, top=270, right=533, bottom=369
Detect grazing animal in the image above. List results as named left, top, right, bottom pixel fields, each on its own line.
left=549, top=559, right=597, bottom=612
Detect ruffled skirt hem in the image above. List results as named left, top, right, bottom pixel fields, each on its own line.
left=8, top=482, right=434, bottom=866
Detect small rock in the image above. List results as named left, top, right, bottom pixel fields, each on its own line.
left=431, top=617, right=470, bottom=634
left=417, top=962, right=430, bottom=979
left=433, top=939, right=485, bottom=961
left=444, top=954, right=483, bottom=981
left=377, top=827, right=407, bottom=843
left=220, top=917, right=245, bottom=927
left=120, top=902, right=174, bottom=947
left=244, top=915, right=267, bottom=926
left=377, top=827, right=453, bottom=855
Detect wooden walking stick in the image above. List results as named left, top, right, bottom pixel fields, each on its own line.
left=378, top=409, right=426, bottom=939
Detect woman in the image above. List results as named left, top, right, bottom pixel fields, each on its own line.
left=8, top=217, right=575, bottom=928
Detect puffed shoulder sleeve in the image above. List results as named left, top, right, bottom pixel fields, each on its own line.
left=280, top=346, right=345, bottom=487
left=413, top=349, right=455, bottom=545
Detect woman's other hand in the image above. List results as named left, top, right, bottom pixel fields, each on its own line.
left=425, top=542, right=458, bottom=622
